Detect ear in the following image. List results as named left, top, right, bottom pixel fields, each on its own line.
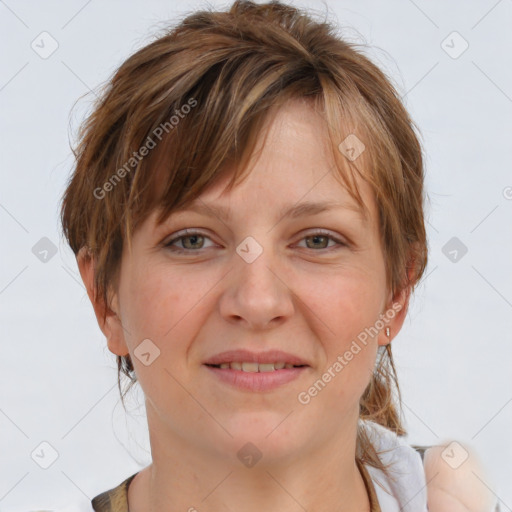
left=377, top=265, right=415, bottom=347
left=77, top=247, right=129, bottom=357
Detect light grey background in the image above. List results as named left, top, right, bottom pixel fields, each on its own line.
left=1, top=0, right=511, bottom=510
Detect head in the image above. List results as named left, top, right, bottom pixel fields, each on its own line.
left=61, top=0, right=427, bottom=475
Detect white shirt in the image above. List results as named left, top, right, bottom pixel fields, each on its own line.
left=359, top=418, right=428, bottom=511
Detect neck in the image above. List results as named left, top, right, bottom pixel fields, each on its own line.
left=128, top=405, right=370, bottom=512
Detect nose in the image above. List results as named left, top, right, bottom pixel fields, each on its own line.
left=218, top=241, right=295, bottom=330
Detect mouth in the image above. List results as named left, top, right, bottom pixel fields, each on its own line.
left=204, top=363, right=309, bottom=392
left=205, top=362, right=307, bottom=372
left=203, top=349, right=309, bottom=368
left=202, top=349, right=310, bottom=392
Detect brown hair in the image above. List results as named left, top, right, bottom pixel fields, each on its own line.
left=60, top=0, right=428, bottom=479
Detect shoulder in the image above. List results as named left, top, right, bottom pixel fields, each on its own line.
left=421, top=440, right=498, bottom=512
left=360, top=420, right=499, bottom=512
left=33, top=472, right=138, bottom=512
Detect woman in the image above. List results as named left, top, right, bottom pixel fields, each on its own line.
left=59, top=1, right=498, bottom=510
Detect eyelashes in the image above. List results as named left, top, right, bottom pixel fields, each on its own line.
left=164, top=230, right=216, bottom=253
left=163, top=229, right=347, bottom=254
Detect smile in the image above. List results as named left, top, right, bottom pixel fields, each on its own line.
left=206, top=362, right=305, bottom=372
left=204, top=363, right=309, bottom=392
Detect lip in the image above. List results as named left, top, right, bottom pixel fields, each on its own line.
left=204, top=365, right=308, bottom=392
left=203, top=349, right=309, bottom=366
left=202, top=349, right=310, bottom=392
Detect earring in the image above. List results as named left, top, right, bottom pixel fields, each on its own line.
left=385, top=327, right=390, bottom=337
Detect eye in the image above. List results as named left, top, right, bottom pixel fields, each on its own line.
left=163, top=229, right=346, bottom=254
left=295, top=230, right=347, bottom=251
left=163, top=230, right=215, bottom=253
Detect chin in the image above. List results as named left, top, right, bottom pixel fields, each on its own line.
left=218, top=411, right=304, bottom=462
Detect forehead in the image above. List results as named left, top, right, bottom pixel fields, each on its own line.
left=148, top=97, right=376, bottom=231
left=189, top=101, right=373, bottom=218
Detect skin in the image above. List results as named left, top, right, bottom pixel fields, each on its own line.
left=79, top=98, right=413, bottom=511
left=423, top=444, right=497, bottom=511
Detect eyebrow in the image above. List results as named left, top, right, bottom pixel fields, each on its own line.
left=175, top=199, right=367, bottom=224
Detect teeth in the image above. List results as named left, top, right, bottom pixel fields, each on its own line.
left=214, top=361, right=299, bottom=372
left=242, top=362, right=259, bottom=373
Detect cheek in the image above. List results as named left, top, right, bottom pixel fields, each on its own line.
left=121, top=276, right=177, bottom=337
left=308, top=273, right=381, bottom=402
left=121, top=261, right=189, bottom=333
left=119, top=262, right=217, bottom=365
left=118, top=265, right=202, bottom=405
left=308, top=268, right=384, bottom=342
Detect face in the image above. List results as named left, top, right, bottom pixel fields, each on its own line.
left=82, top=98, right=409, bottom=467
